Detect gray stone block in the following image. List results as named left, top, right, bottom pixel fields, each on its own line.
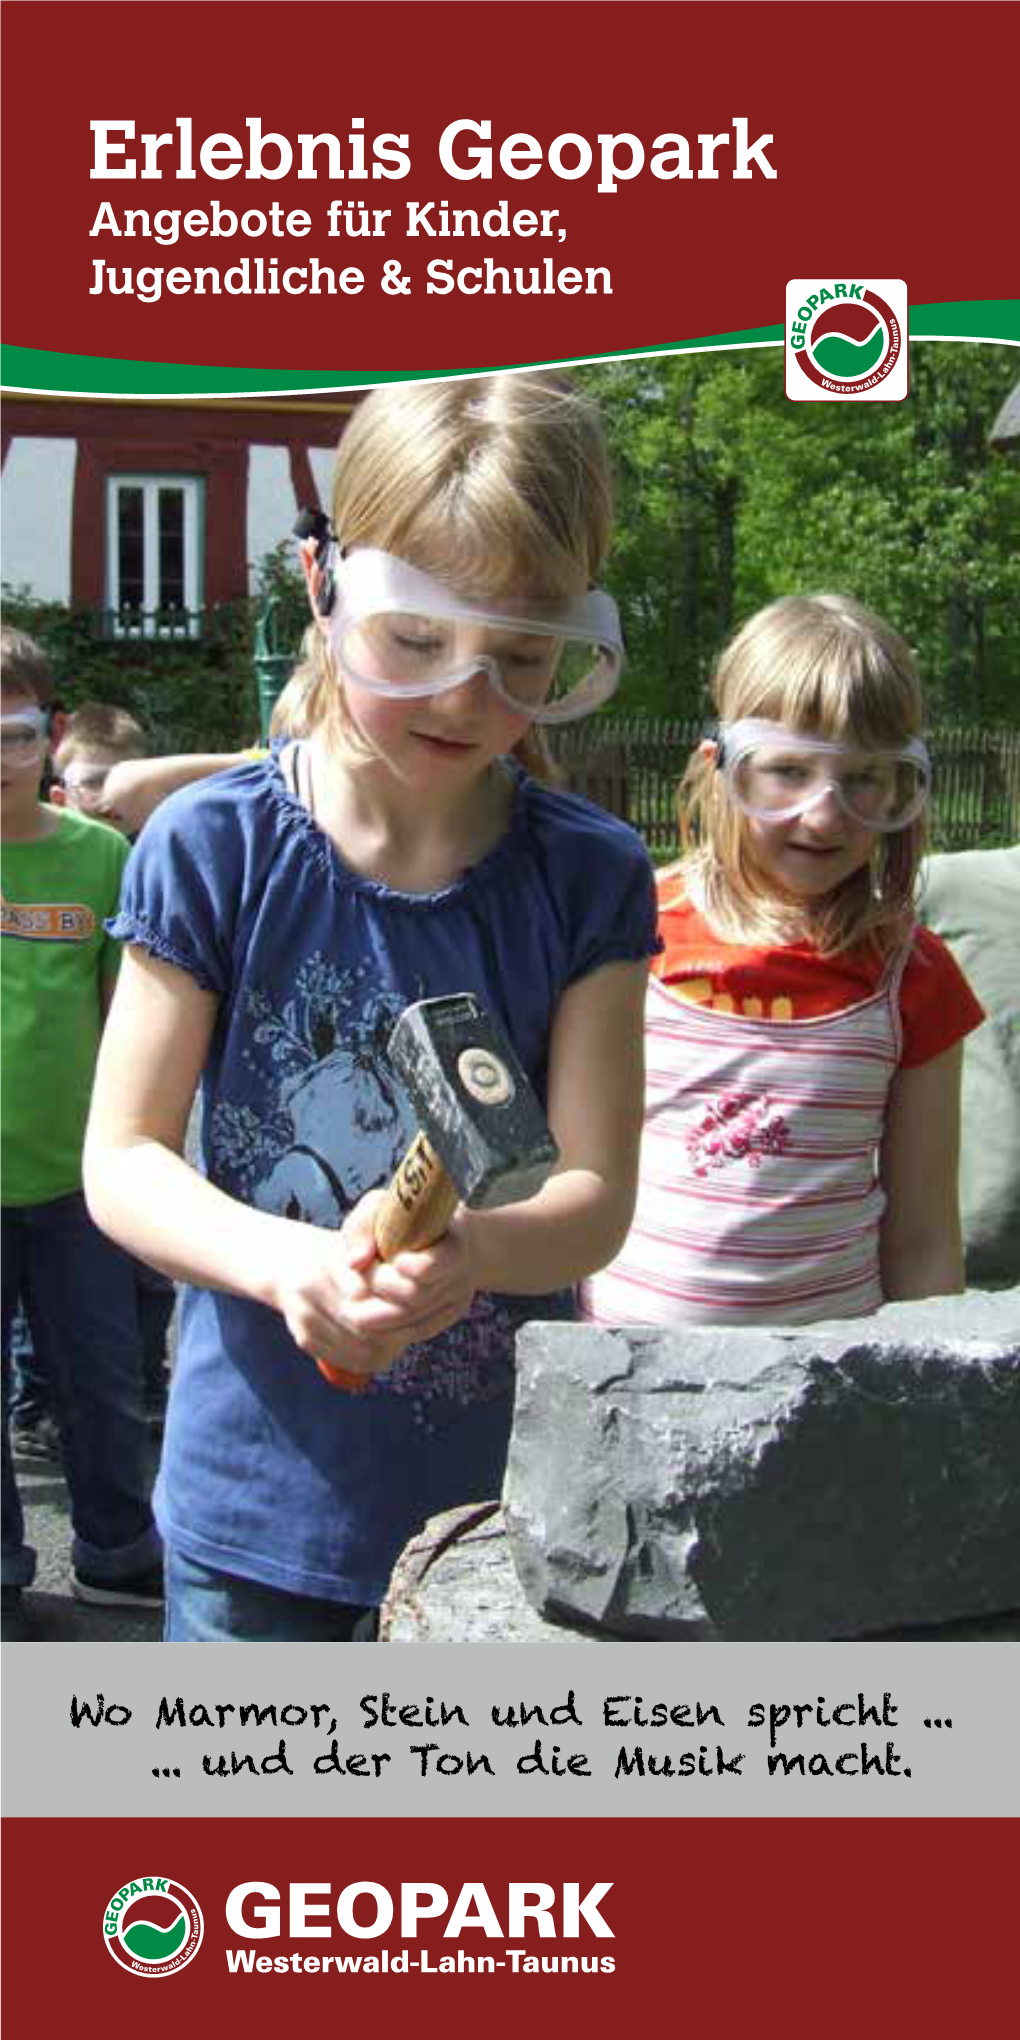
left=504, top=1288, right=1020, bottom=1640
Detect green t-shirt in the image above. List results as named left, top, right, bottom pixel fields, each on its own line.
left=1, top=807, right=129, bottom=1205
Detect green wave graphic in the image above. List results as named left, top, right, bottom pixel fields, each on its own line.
left=0, top=326, right=783, bottom=396
left=812, top=326, right=885, bottom=377
left=1, top=301, right=1016, bottom=396
left=122, top=1914, right=188, bottom=1961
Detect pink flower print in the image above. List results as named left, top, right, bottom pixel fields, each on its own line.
left=685, top=1090, right=790, bottom=1177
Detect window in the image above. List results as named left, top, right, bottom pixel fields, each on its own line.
left=106, top=475, right=203, bottom=636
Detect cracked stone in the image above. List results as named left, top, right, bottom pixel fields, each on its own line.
left=502, top=1287, right=1020, bottom=1639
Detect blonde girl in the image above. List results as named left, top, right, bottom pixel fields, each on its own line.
left=583, top=593, right=983, bottom=1330
left=84, top=374, right=659, bottom=1643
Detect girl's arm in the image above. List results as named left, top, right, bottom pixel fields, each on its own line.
left=454, top=957, right=649, bottom=1295
left=83, top=948, right=475, bottom=1376
left=879, top=1042, right=965, bottom=1301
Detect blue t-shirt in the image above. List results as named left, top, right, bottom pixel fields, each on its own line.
left=111, top=750, right=660, bottom=1604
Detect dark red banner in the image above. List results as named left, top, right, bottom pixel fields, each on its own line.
left=4, top=1817, right=1017, bottom=2035
left=2, top=0, right=1015, bottom=371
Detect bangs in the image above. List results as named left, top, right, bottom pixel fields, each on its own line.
left=331, top=374, right=609, bottom=612
left=716, top=596, right=925, bottom=750
left=388, top=492, right=585, bottom=610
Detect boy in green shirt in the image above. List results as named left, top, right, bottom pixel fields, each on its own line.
left=1, top=628, right=161, bottom=1640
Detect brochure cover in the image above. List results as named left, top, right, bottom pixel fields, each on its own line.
left=2, top=4, right=1017, bottom=2035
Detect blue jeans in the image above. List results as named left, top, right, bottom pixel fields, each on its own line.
left=11, top=1258, right=173, bottom=1421
left=165, top=1546, right=378, bottom=1642
left=1, top=1193, right=160, bottom=1588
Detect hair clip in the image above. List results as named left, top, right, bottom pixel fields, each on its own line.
left=292, top=507, right=335, bottom=549
left=292, top=508, right=340, bottom=617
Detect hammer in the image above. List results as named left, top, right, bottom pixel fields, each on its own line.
left=316, top=994, right=560, bottom=1389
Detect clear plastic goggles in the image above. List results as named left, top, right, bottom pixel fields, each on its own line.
left=60, top=763, right=110, bottom=809
left=327, top=549, right=624, bottom=726
left=0, top=707, right=47, bottom=769
left=718, top=719, right=931, bottom=832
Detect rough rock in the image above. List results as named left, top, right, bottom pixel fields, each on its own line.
left=380, top=1505, right=1020, bottom=1645
left=379, top=1503, right=604, bottom=1644
left=503, top=1288, right=1020, bottom=1640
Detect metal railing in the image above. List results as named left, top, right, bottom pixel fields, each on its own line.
left=93, top=607, right=204, bottom=643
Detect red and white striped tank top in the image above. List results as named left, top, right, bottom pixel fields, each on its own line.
left=582, top=947, right=911, bottom=1328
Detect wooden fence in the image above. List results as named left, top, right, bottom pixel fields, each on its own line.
left=550, top=719, right=1020, bottom=854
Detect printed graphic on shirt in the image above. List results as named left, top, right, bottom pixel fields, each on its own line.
left=208, top=949, right=517, bottom=1421
left=669, top=974, right=794, bottom=1020
left=211, top=953, right=411, bottom=1223
left=0, top=895, right=97, bottom=941
left=685, top=1090, right=792, bottom=1177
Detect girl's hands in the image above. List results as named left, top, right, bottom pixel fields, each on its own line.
left=272, top=1191, right=477, bottom=1388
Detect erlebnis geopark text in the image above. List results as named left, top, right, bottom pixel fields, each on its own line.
left=86, top=113, right=777, bottom=303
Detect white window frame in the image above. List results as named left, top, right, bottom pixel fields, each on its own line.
left=105, top=474, right=204, bottom=638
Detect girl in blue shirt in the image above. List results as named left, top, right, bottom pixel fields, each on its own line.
left=84, top=373, right=659, bottom=1641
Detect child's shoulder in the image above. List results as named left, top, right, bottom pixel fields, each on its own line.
left=897, top=921, right=986, bottom=1067
left=120, top=754, right=289, bottom=919
left=137, top=750, right=279, bottom=843
left=901, top=919, right=984, bottom=1008
left=516, top=772, right=660, bottom=964
left=521, top=771, right=652, bottom=873
left=51, top=804, right=130, bottom=871
left=906, top=921, right=970, bottom=978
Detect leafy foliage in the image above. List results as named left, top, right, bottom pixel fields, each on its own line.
left=2, top=546, right=316, bottom=746
left=0, top=584, right=263, bottom=751
left=577, top=346, right=1020, bottom=725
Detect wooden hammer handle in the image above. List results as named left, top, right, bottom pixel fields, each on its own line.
left=315, top=1133, right=460, bottom=1392
left=374, top=1131, right=460, bottom=1259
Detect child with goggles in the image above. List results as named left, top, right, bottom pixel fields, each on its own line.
left=0, top=703, right=49, bottom=771
left=48, top=700, right=152, bottom=833
left=583, top=592, right=984, bottom=1334
left=2, top=628, right=161, bottom=1639
left=84, top=373, right=659, bottom=1643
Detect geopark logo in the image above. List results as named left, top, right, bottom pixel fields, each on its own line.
left=102, top=1875, right=204, bottom=1977
left=786, top=279, right=908, bottom=401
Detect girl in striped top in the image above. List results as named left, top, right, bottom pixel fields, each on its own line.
left=582, top=593, right=984, bottom=1329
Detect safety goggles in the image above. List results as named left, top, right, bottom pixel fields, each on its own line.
left=0, top=706, right=47, bottom=769
left=325, top=548, right=624, bottom=726
left=59, top=763, right=111, bottom=808
left=717, top=719, right=931, bottom=832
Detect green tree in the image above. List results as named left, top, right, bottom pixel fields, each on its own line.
left=580, top=344, right=1020, bottom=724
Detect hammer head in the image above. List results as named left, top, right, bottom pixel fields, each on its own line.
left=388, top=994, right=559, bottom=1210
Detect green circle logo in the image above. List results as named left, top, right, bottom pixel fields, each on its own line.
left=102, top=1876, right=204, bottom=1977
left=793, top=285, right=903, bottom=395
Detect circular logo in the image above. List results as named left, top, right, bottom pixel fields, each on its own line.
left=794, top=287, right=902, bottom=395
left=457, top=1045, right=515, bottom=1107
left=102, top=1876, right=204, bottom=1977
